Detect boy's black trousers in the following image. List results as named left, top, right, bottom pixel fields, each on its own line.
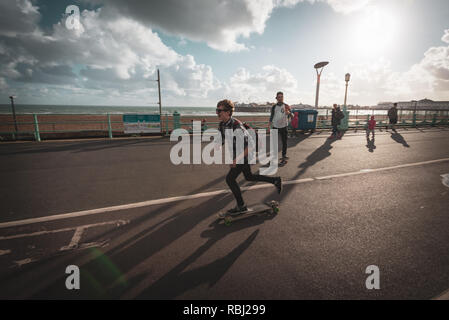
left=226, top=164, right=276, bottom=207
left=273, top=126, right=288, bottom=158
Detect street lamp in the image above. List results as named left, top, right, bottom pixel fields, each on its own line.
left=344, top=73, right=350, bottom=107
left=314, top=61, right=329, bottom=108
left=9, top=95, right=18, bottom=134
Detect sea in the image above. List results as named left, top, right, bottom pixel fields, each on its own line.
left=0, top=104, right=429, bottom=116
left=0, top=104, right=268, bottom=116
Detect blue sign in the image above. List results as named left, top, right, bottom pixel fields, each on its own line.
left=123, top=114, right=161, bottom=133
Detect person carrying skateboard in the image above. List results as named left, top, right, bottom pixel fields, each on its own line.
left=329, top=104, right=344, bottom=139
left=269, top=91, right=291, bottom=162
left=217, top=99, right=282, bottom=216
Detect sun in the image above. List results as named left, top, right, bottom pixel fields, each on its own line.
left=349, top=6, right=400, bottom=57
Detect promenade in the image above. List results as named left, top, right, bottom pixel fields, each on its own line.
left=0, top=127, right=448, bottom=299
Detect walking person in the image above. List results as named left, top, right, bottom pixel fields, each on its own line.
left=216, top=100, right=282, bottom=216
left=367, top=115, right=376, bottom=139
left=329, top=104, right=344, bottom=139
left=388, top=103, right=398, bottom=131
left=269, top=91, right=291, bottom=160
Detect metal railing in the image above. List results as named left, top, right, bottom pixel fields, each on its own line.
left=0, top=109, right=448, bottom=142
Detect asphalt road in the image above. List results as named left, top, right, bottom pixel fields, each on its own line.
left=0, top=127, right=448, bottom=299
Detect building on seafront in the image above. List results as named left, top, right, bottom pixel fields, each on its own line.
left=377, top=99, right=449, bottom=110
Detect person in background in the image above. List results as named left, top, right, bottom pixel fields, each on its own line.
left=367, top=115, right=376, bottom=139
left=269, top=91, right=291, bottom=160
left=387, top=103, right=398, bottom=132
left=329, top=104, right=344, bottom=139
left=290, top=112, right=299, bottom=137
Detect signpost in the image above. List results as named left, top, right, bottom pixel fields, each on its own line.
left=123, top=114, right=161, bottom=134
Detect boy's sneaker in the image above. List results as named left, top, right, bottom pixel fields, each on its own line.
left=274, top=177, right=282, bottom=194
left=227, top=205, right=248, bottom=216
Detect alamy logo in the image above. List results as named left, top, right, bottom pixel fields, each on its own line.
left=65, top=265, right=80, bottom=290
left=169, top=121, right=279, bottom=174
left=365, top=265, right=380, bottom=290
left=65, top=5, right=80, bottom=30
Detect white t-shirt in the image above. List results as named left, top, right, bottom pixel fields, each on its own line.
left=272, top=104, right=289, bottom=128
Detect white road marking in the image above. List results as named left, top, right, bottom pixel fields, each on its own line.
left=441, top=173, right=449, bottom=188
left=13, top=258, right=34, bottom=267
left=0, top=249, right=11, bottom=256
left=434, top=288, right=449, bottom=300
left=0, top=158, right=448, bottom=229
left=0, top=220, right=129, bottom=240
left=60, top=227, right=84, bottom=251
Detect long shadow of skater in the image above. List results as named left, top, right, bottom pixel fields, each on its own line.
left=134, top=230, right=260, bottom=299
left=296, top=137, right=336, bottom=178
left=28, top=191, right=235, bottom=299
left=285, top=131, right=312, bottom=149
left=366, top=137, right=376, bottom=153
left=390, top=131, right=410, bottom=147
left=260, top=137, right=337, bottom=205
left=122, top=207, right=277, bottom=298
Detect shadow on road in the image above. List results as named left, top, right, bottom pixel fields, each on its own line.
left=390, top=131, right=410, bottom=147
left=0, top=138, right=168, bottom=155
left=131, top=230, right=260, bottom=299
left=366, top=136, right=376, bottom=153
left=18, top=185, right=276, bottom=299
left=260, top=136, right=338, bottom=204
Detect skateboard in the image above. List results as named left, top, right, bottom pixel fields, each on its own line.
left=218, top=201, right=280, bottom=226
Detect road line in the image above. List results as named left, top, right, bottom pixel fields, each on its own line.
left=0, top=158, right=448, bottom=229
left=60, top=227, right=84, bottom=251
left=0, top=249, right=11, bottom=256
left=434, top=288, right=449, bottom=300
left=0, top=220, right=129, bottom=238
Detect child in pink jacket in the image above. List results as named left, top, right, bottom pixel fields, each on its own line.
left=367, top=115, right=376, bottom=138
left=290, top=112, right=299, bottom=137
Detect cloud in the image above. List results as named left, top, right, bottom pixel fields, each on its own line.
left=0, top=0, right=40, bottom=37
left=90, top=0, right=372, bottom=52
left=442, top=29, right=449, bottom=44
left=386, top=29, right=449, bottom=100
left=323, top=0, right=372, bottom=14
left=338, top=29, right=449, bottom=105
left=226, top=65, right=298, bottom=103
left=0, top=1, right=222, bottom=104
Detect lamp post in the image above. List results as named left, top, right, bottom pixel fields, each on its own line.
left=344, top=73, right=350, bottom=107
left=314, top=61, right=329, bottom=108
left=150, top=69, right=162, bottom=134
left=339, top=73, right=351, bottom=131
left=9, top=95, right=18, bottom=136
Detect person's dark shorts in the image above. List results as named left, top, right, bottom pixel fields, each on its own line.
left=389, top=118, right=397, bottom=124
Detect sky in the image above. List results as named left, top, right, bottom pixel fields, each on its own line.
left=0, top=0, right=448, bottom=107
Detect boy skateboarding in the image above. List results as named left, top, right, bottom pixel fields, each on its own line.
left=216, top=99, right=282, bottom=216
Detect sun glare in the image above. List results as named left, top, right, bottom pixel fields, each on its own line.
left=350, top=6, right=400, bottom=57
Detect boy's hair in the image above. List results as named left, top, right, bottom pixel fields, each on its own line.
left=276, top=91, right=283, bottom=97
left=217, top=99, right=235, bottom=115
left=393, top=103, right=397, bottom=107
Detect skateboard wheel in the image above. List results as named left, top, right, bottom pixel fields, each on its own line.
left=224, top=218, right=232, bottom=226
